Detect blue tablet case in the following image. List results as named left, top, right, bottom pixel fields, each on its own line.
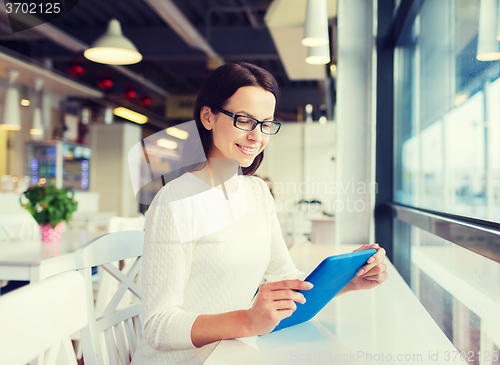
left=270, top=248, right=377, bottom=333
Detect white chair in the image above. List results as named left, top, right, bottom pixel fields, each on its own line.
left=0, top=212, right=42, bottom=288
left=75, top=230, right=144, bottom=365
left=0, top=212, right=41, bottom=242
left=108, top=216, right=145, bottom=233
left=96, top=215, right=145, bottom=316
left=0, top=271, right=87, bottom=365
left=71, top=217, right=145, bottom=361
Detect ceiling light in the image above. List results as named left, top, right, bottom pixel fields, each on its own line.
left=84, top=19, right=142, bottom=65
left=157, top=139, right=178, bottom=149
left=21, top=99, right=30, bottom=106
left=30, top=78, right=44, bottom=138
left=306, top=44, right=331, bottom=64
left=30, top=108, right=44, bottom=136
left=330, top=64, right=337, bottom=77
left=302, top=0, right=329, bottom=47
left=0, top=69, right=21, bottom=131
left=113, top=107, right=148, bottom=124
left=166, top=127, right=189, bottom=140
left=497, top=4, right=500, bottom=41
left=103, top=107, right=114, bottom=125
left=476, top=0, right=500, bottom=61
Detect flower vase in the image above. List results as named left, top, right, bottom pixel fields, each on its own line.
left=40, top=222, right=64, bottom=244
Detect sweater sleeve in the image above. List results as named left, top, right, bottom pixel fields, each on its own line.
left=141, top=184, right=201, bottom=352
left=252, top=177, right=307, bottom=283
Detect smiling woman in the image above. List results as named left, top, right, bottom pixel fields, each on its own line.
left=199, top=86, right=274, bottom=170
left=131, top=63, right=387, bottom=365
left=191, top=62, right=280, bottom=176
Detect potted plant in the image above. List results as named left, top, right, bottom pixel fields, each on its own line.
left=20, top=183, right=78, bottom=243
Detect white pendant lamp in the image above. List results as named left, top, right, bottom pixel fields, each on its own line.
left=30, top=78, right=44, bottom=138
left=476, top=0, right=500, bottom=61
left=302, top=0, right=329, bottom=47
left=84, top=19, right=142, bottom=65
left=31, top=108, right=44, bottom=137
left=497, top=4, right=500, bottom=41
left=0, top=69, right=21, bottom=131
left=306, top=44, right=331, bottom=64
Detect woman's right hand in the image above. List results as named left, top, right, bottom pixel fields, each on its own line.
left=244, top=279, right=313, bottom=335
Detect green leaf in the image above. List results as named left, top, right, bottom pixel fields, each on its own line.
left=20, top=182, right=79, bottom=226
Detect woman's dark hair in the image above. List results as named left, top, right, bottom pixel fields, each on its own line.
left=189, top=62, right=280, bottom=176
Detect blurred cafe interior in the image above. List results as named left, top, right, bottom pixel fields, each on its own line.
left=0, top=0, right=499, bottom=364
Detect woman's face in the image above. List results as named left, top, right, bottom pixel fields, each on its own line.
left=201, top=86, right=276, bottom=168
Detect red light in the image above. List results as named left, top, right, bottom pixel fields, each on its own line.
left=141, top=96, right=152, bottom=107
left=68, top=64, right=85, bottom=77
left=124, top=90, right=137, bottom=100
left=98, top=79, right=113, bottom=91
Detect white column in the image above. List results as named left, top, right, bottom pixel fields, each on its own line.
left=336, top=0, right=376, bottom=245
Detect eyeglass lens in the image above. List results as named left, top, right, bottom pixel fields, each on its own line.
left=235, top=115, right=279, bottom=134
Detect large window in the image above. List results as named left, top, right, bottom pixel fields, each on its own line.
left=394, top=218, right=500, bottom=364
left=394, top=0, right=500, bottom=222
left=393, top=0, right=500, bottom=363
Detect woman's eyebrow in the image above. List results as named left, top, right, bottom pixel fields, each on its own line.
left=236, top=110, right=274, bottom=121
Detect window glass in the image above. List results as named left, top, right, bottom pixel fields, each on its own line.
left=394, top=0, right=500, bottom=222
left=394, top=219, right=500, bottom=364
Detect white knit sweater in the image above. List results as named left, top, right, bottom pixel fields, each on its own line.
left=131, top=172, right=305, bottom=365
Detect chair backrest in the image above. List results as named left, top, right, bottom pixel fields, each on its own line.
left=96, top=215, right=145, bottom=318
left=75, top=230, right=145, bottom=365
left=108, top=216, right=145, bottom=233
left=0, top=212, right=41, bottom=242
left=0, top=271, right=87, bottom=365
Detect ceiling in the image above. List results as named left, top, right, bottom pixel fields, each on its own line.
left=0, top=0, right=334, bottom=129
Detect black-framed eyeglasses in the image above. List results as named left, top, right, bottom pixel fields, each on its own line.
left=211, top=107, right=281, bottom=135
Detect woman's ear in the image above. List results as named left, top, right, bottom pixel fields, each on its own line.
left=200, top=106, right=213, bottom=130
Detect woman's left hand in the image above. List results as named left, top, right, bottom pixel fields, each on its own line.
left=346, top=243, right=388, bottom=291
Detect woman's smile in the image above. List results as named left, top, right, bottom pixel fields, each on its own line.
left=235, top=143, right=259, bottom=155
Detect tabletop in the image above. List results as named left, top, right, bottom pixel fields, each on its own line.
left=0, top=229, right=103, bottom=283
left=204, top=244, right=466, bottom=365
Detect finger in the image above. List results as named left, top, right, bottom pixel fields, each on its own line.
left=361, top=264, right=388, bottom=277
left=264, top=280, right=313, bottom=291
left=353, top=244, right=375, bottom=253
left=357, top=258, right=387, bottom=276
left=353, top=244, right=381, bottom=259
left=269, top=289, right=306, bottom=304
left=275, top=309, right=294, bottom=321
left=365, top=246, right=386, bottom=265
left=362, top=271, right=388, bottom=283
left=272, top=299, right=297, bottom=312
left=360, top=263, right=387, bottom=277
left=373, top=246, right=386, bottom=258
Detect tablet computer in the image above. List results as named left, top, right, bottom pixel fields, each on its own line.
left=270, top=248, right=377, bottom=333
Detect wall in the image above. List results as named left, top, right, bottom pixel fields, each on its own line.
left=90, top=123, right=141, bottom=217
left=256, top=122, right=336, bottom=212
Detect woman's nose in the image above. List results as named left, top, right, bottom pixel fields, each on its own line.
left=247, top=124, right=264, bottom=142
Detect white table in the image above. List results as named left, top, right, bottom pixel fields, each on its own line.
left=309, top=216, right=335, bottom=244
left=204, top=244, right=466, bottom=365
left=0, top=230, right=102, bottom=284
